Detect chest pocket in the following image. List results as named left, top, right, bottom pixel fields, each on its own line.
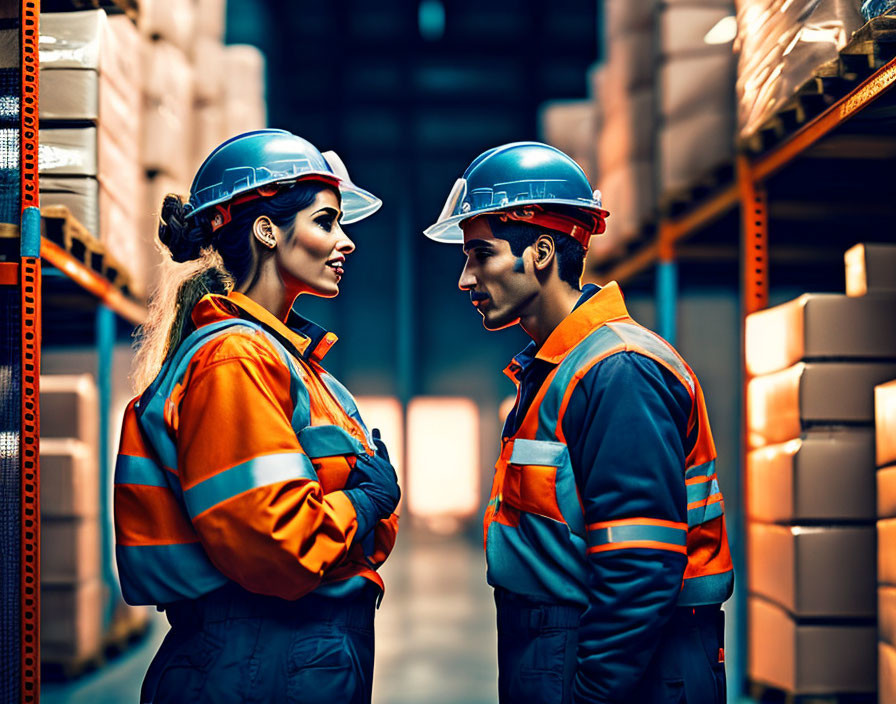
left=298, top=425, right=366, bottom=494
left=503, top=439, right=585, bottom=537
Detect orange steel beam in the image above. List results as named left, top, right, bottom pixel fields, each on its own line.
left=738, top=156, right=769, bottom=314
left=596, top=241, right=660, bottom=285
left=41, top=237, right=147, bottom=325
left=753, top=55, right=896, bottom=182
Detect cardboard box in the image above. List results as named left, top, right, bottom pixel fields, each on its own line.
left=878, top=380, right=896, bottom=467
left=39, top=10, right=140, bottom=96
left=880, top=466, right=896, bottom=519
left=882, top=587, right=896, bottom=648
left=39, top=127, right=141, bottom=211
left=139, top=0, right=196, bottom=54
left=193, top=36, right=226, bottom=104
left=660, top=109, right=733, bottom=194
left=747, top=430, right=875, bottom=523
left=605, top=0, right=654, bottom=36
left=882, top=641, right=896, bottom=704
left=880, top=518, right=896, bottom=586
left=747, top=362, right=896, bottom=448
left=846, top=243, right=896, bottom=297
left=661, top=5, right=734, bottom=56
left=196, top=0, right=226, bottom=41
left=598, top=88, right=653, bottom=174
left=660, top=52, right=734, bottom=120
left=748, top=523, right=875, bottom=618
left=746, top=294, right=896, bottom=376
left=602, top=30, right=654, bottom=104
left=598, top=161, right=655, bottom=240
left=42, top=579, right=106, bottom=660
left=540, top=100, right=598, bottom=183
left=748, top=597, right=877, bottom=695
left=40, top=374, right=98, bottom=443
left=41, top=517, right=101, bottom=583
left=40, top=438, right=98, bottom=519
left=39, top=68, right=137, bottom=142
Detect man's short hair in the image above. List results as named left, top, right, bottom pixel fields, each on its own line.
left=485, top=212, right=587, bottom=289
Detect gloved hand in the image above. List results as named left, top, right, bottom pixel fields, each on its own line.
left=344, top=428, right=400, bottom=538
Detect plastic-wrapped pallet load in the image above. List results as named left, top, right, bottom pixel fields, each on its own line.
left=658, top=2, right=736, bottom=194
left=38, top=11, right=144, bottom=283
left=735, top=0, right=864, bottom=139
left=845, top=242, right=896, bottom=297
left=138, top=0, right=196, bottom=54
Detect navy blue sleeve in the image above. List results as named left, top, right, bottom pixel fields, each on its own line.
left=562, top=352, right=692, bottom=704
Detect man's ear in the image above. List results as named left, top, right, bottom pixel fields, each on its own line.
left=532, top=234, right=556, bottom=272
left=253, top=216, right=277, bottom=249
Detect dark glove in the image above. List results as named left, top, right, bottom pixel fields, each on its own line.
left=344, top=428, right=400, bottom=537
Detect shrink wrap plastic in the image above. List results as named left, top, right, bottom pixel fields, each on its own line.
left=540, top=100, right=598, bottom=183
left=735, top=0, right=864, bottom=139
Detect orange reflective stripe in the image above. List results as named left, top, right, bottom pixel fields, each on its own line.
left=687, top=492, right=724, bottom=512
left=588, top=541, right=688, bottom=555
left=587, top=517, right=687, bottom=532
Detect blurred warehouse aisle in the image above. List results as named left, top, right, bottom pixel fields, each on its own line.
left=40, top=529, right=498, bottom=704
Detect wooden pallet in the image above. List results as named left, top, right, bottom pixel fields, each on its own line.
left=40, top=0, right=138, bottom=20
left=744, top=14, right=896, bottom=154
left=750, top=682, right=877, bottom=704
left=659, top=161, right=735, bottom=219
left=40, top=204, right=135, bottom=296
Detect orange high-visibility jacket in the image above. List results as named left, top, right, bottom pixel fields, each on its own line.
left=114, top=292, right=398, bottom=605
left=486, top=282, right=733, bottom=700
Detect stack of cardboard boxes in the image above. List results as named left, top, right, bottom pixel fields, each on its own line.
left=38, top=10, right=144, bottom=292
left=39, top=374, right=103, bottom=665
left=596, top=0, right=655, bottom=244
left=879, top=379, right=896, bottom=703
left=658, top=1, right=734, bottom=194
left=744, top=244, right=896, bottom=697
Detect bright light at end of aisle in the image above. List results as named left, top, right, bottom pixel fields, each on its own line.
left=704, top=16, right=737, bottom=45
left=355, top=396, right=405, bottom=510
left=407, top=397, right=480, bottom=522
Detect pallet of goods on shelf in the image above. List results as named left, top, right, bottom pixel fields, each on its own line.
left=878, top=378, right=896, bottom=703
left=40, top=0, right=139, bottom=20
left=740, top=11, right=896, bottom=153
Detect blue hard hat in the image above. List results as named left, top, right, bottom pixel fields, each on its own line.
left=423, top=141, right=608, bottom=243
left=186, top=129, right=381, bottom=226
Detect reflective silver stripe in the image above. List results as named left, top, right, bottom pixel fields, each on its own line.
left=183, top=452, right=318, bottom=519
left=115, top=454, right=168, bottom=487
left=588, top=523, right=687, bottom=550
left=509, top=439, right=568, bottom=466
left=678, top=570, right=733, bottom=606
left=685, top=459, right=716, bottom=481
left=298, top=425, right=365, bottom=458
left=687, top=499, right=724, bottom=529
left=605, top=322, right=695, bottom=395
left=686, top=478, right=720, bottom=506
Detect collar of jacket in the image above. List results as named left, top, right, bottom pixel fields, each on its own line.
left=502, top=281, right=630, bottom=381
left=191, top=291, right=338, bottom=363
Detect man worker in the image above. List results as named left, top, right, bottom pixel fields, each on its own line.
left=424, top=142, right=734, bottom=704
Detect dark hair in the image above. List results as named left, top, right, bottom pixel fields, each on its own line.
left=149, top=182, right=331, bottom=366
left=159, top=182, right=328, bottom=282
left=485, top=211, right=587, bottom=289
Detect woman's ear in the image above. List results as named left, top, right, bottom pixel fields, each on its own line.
left=253, top=216, right=278, bottom=249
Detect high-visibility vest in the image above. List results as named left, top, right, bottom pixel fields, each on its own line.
left=114, top=293, right=397, bottom=606
left=484, top=283, right=733, bottom=608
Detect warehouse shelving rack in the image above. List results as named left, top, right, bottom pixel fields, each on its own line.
left=587, top=41, right=896, bottom=703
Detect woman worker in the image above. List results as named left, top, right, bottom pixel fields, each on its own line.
left=113, top=129, right=401, bottom=703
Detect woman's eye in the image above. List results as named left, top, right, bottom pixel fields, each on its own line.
left=316, top=217, right=335, bottom=232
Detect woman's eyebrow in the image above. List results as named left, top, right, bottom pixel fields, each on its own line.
left=312, top=206, right=341, bottom=218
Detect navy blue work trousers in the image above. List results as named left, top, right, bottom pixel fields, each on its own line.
left=495, top=588, right=726, bottom=704
left=141, top=583, right=377, bottom=704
